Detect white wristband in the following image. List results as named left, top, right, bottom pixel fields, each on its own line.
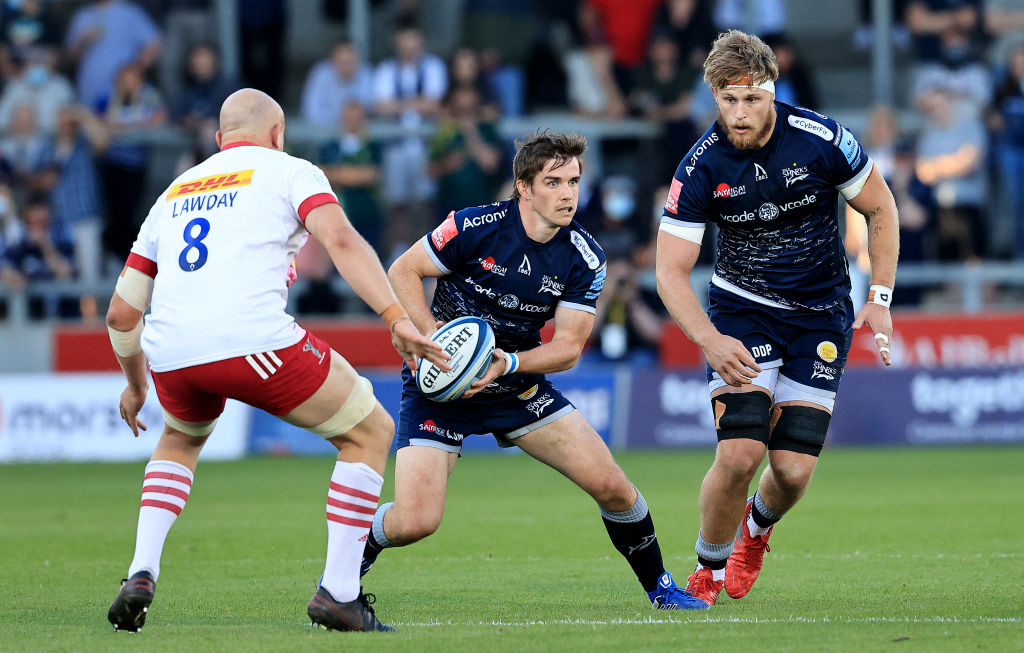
left=501, top=351, right=519, bottom=376
left=868, top=284, right=893, bottom=308
left=108, top=321, right=144, bottom=357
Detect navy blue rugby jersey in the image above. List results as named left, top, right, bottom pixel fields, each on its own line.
left=662, top=101, right=872, bottom=311
left=421, top=198, right=607, bottom=394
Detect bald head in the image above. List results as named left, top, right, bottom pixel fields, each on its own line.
left=217, top=88, right=285, bottom=150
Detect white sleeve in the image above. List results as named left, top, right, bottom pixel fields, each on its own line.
left=289, top=160, right=339, bottom=225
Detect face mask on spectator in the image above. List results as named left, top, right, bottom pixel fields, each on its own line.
left=604, top=192, right=634, bottom=221
left=0, top=196, right=9, bottom=216
left=25, top=64, right=48, bottom=87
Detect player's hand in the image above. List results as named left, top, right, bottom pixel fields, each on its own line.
left=119, top=384, right=149, bottom=437
left=462, top=348, right=506, bottom=399
left=702, top=333, right=761, bottom=387
left=392, top=318, right=450, bottom=373
left=853, top=303, right=893, bottom=367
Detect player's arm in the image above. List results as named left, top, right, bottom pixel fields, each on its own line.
left=655, top=231, right=760, bottom=387
left=462, top=305, right=594, bottom=398
left=107, top=263, right=155, bottom=437
left=305, top=203, right=447, bottom=371
left=846, top=164, right=900, bottom=366
left=387, top=240, right=448, bottom=337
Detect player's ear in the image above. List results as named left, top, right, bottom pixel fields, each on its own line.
left=515, top=178, right=530, bottom=200
left=214, top=130, right=222, bottom=149
left=271, top=123, right=284, bottom=150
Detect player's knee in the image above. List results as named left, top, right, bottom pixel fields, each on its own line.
left=714, top=449, right=763, bottom=484
left=395, top=511, right=442, bottom=543
left=712, top=392, right=772, bottom=445
left=589, top=471, right=633, bottom=511
left=769, top=405, right=831, bottom=457
left=770, top=459, right=815, bottom=495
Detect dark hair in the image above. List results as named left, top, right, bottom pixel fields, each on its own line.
left=510, top=130, right=587, bottom=200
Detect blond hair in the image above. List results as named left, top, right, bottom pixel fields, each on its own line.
left=703, top=30, right=779, bottom=89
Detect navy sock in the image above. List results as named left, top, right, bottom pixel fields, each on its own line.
left=601, top=489, right=664, bottom=593
left=751, top=492, right=782, bottom=528
left=697, top=555, right=727, bottom=570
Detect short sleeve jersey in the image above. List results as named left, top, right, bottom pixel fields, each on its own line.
left=662, top=101, right=872, bottom=311
left=127, top=142, right=338, bottom=371
left=422, top=199, right=607, bottom=395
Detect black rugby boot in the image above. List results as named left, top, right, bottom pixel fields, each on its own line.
left=107, top=571, right=156, bottom=632
left=307, top=585, right=395, bottom=632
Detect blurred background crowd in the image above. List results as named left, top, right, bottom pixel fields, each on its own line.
left=0, top=0, right=1022, bottom=363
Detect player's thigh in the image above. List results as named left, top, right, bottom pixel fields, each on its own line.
left=514, top=409, right=631, bottom=501
left=281, top=349, right=387, bottom=443
left=709, top=385, right=772, bottom=475
left=392, top=445, right=458, bottom=530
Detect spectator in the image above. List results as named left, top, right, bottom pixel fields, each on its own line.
left=300, top=40, right=375, bottom=128
left=990, top=41, right=1024, bottom=259
left=374, top=20, right=447, bottom=252
left=764, top=34, right=818, bottom=109
left=171, top=42, right=234, bottom=166
left=654, top=0, right=717, bottom=70
left=64, top=0, right=161, bottom=108
left=95, top=62, right=165, bottom=264
left=713, top=0, right=787, bottom=38
left=630, top=31, right=699, bottom=178
left=428, top=86, right=503, bottom=217
left=581, top=0, right=663, bottom=94
left=912, top=26, right=991, bottom=115
left=915, top=81, right=988, bottom=260
left=1, top=194, right=78, bottom=318
left=564, top=30, right=627, bottom=121
left=1, top=0, right=59, bottom=60
left=448, top=47, right=500, bottom=121
left=0, top=46, right=74, bottom=134
left=984, top=0, right=1024, bottom=63
left=854, top=0, right=911, bottom=51
left=238, top=0, right=285, bottom=99
left=33, top=105, right=108, bottom=282
left=319, top=101, right=385, bottom=254
left=905, top=0, right=979, bottom=62
left=0, top=104, right=48, bottom=189
left=156, top=0, right=217, bottom=103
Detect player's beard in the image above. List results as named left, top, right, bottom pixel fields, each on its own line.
left=719, top=109, right=774, bottom=150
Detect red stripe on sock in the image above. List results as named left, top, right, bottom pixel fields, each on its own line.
left=145, top=471, right=192, bottom=486
left=142, top=485, right=190, bottom=502
left=328, top=482, right=378, bottom=502
left=326, top=496, right=376, bottom=514
left=326, top=512, right=373, bottom=528
left=140, top=499, right=183, bottom=515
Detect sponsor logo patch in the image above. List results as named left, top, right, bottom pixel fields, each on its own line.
left=462, top=209, right=505, bottom=229
left=788, top=115, right=834, bottom=141
left=498, top=294, right=519, bottom=309
left=687, top=132, right=719, bottom=174
left=479, top=257, right=508, bottom=276
left=419, top=419, right=464, bottom=442
left=782, top=164, right=810, bottom=187
left=570, top=231, right=601, bottom=270
left=518, top=254, right=532, bottom=276
left=835, top=125, right=862, bottom=167
left=431, top=212, right=458, bottom=250
left=526, top=393, right=555, bottom=417
left=758, top=203, right=780, bottom=221
left=518, top=384, right=540, bottom=400
left=665, top=178, right=682, bottom=214
left=754, top=163, right=768, bottom=181
left=166, top=169, right=254, bottom=200
left=539, top=275, right=564, bottom=296
left=714, top=183, right=747, bottom=199
left=817, top=341, right=838, bottom=362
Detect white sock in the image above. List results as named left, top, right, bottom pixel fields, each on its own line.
left=696, top=562, right=726, bottom=582
left=127, top=460, right=194, bottom=581
left=747, top=513, right=770, bottom=538
left=320, top=461, right=383, bottom=602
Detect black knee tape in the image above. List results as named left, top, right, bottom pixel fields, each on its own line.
left=769, top=406, right=831, bottom=456
left=711, top=392, right=772, bottom=444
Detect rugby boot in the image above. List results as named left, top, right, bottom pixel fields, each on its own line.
left=647, top=571, right=710, bottom=610
left=307, top=585, right=395, bottom=632
left=684, top=566, right=724, bottom=607
left=725, top=497, right=773, bottom=599
left=107, top=571, right=156, bottom=632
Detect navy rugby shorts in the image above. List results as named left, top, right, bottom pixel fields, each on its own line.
left=396, top=368, right=575, bottom=454
left=705, top=286, right=854, bottom=408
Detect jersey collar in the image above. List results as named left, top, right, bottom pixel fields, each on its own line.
left=220, top=140, right=259, bottom=151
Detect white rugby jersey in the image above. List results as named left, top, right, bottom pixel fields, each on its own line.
left=126, top=142, right=338, bottom=372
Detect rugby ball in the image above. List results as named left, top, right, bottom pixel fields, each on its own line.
left=416, top=316, right=496, bottom=402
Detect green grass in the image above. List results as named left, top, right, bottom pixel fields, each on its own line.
left=1, top=448, right=1022, bottom=652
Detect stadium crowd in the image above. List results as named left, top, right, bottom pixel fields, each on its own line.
left=0, top=0, right=1022, bottom=354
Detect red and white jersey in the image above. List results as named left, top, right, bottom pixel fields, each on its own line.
left=126, top=142, right=338, bottom=372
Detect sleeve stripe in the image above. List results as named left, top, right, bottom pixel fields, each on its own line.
left=661, top=215, right=705, bottom=227
left=126, top=252, right=157, bottom=278
left=556, top=300, right=597, bottom=315
left=835, top=157, right=873, bottom=191
left=298, top=192, right=339, bottom=224
left=419, top=235, right=452, bottom=275
left=659, top=221, right=706, bottom=244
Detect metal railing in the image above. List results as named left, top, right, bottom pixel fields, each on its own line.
left=2, top=262, right=1022, bottom=326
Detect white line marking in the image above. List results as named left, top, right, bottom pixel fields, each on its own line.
left=390, top=616, right=1022, bottom=627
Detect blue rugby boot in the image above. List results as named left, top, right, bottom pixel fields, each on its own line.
left=647, top=571, right=710, bottom=610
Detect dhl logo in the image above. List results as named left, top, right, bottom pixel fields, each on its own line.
left=166, top=169, right=254, bottom=201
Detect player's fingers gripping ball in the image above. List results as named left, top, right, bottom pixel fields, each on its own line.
left=416, top=316, right=496, bottom=402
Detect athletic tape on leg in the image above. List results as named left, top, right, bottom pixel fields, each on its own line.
left=768, top=405, right=830, bottom=456
left=309, top=376, right=376, bottom=438
left=712, top=392, right=772, bottom=443
left=162, top=409, right=217, bottom=436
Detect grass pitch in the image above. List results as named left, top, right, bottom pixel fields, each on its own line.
left=1, top=447, right=1022, bottom=652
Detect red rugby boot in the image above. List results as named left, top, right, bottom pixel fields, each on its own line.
left=684, top=566, right=724, bottom=607
left=725, top=498, right=772, bottom=599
